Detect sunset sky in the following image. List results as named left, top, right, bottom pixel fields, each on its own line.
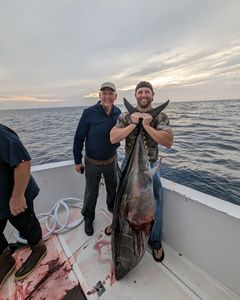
left=0, top=0, right=240, bottom=109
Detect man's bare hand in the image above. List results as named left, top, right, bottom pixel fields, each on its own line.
left=130, top=112, right=142, bottom=124
left=141, top=113, right=153, bottom=126
left=75, top=164, right=85, bottom=174
left=9, top=195, right=28, bottom=216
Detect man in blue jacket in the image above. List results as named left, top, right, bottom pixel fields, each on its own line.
left=73, top=82, right=121, bottom=236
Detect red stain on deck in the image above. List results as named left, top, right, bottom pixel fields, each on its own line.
left=93, top=239, right=116, bottom=286
left=23, top=258, right=66, bottom=299
left=1, top=235, right=86, bottom=300
left=87, top=288, right=96, bottom=295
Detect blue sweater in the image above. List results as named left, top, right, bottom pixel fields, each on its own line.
left=73, top=102, right=121, bottom=164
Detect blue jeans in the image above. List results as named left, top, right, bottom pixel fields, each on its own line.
left=121, top=158, right=163, bottom=250
left=149, top=161, right=163, bottom=249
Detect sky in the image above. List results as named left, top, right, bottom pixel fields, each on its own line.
left=0, top=0, right=240, bottom=109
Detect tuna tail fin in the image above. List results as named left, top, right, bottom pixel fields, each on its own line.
left=123, top=97, right=138, bottom=114
left=124, top=97, right=169, bottom=117
left=150, top=157, right=163, bottom=178
left=150, top=100, right=170, bottom=117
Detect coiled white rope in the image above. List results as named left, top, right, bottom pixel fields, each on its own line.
left=14, top=197, right=84, bottom=244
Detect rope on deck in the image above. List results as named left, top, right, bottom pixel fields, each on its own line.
left=14, top=197, right=84, bottom=244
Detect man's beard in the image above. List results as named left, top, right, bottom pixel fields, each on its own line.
left=137, top=98, right=153, bottom=109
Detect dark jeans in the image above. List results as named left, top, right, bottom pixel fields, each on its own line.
left=81, top=159, right=117, bottom=222
left=0, top=202, right=42, bottom=255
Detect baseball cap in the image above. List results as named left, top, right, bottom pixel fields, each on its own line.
left=100, top=82, right=116, bottom=91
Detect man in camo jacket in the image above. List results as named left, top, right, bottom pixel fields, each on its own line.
left=107, top=81, right=173, bottom=263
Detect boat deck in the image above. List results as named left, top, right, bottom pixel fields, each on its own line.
left=1, top=208, right=239, bottom=300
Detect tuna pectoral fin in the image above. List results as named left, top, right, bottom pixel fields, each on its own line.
left=115, top=159, right=122, bottom=182
left=150, top=157, right=163, bottom=177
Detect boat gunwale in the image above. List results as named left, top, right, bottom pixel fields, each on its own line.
left=31, top=160, right=240, bottom=220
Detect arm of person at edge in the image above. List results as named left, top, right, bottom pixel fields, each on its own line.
left=73, top=110, right=88, bottom=174
left=110, top=112, right=173, bottom=148
left=9, top=160, right=30, bottom=216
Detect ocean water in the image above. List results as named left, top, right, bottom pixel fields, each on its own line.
left=0, top=99, right=239, bottom=205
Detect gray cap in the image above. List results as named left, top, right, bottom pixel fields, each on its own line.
left=100, top=82, right=116, bottom=91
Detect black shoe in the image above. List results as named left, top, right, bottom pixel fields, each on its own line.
left=84, top=219, right=94, bottom=236
left=15, top=239, right=47, bottom=281
left=0, top=248, right=16, bottom=289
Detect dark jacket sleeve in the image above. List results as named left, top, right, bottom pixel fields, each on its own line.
left=73, top=110, right=89, bottom=164
left=0, top=134, right=31, bottom=167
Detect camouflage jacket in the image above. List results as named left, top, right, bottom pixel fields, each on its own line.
left=115, top=111, right=170, bottom=162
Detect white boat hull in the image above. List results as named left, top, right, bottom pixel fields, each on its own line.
left=3, top=160, right=240, bottom=299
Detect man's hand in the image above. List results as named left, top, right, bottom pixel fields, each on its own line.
left=9, top=195, right=28, bottom=216
left=130, top=112, right=142, bottom=125
left=75, top=163, right=85, bottom=174
left=141, top=113, right=153, bottom=126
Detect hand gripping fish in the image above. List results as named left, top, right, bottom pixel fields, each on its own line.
left=111, top=98, right=169, bottom=280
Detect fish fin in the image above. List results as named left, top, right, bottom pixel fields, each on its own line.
left=115, top=159, right=122, bottom=184
left=150, top=100, right=170, bottom=117
left=123, top=97, right=138, bottom=114
left=124, top=97, right=169, bottom=117
left=150, top=157, right=163, bottom=177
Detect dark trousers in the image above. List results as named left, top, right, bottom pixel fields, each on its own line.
left=0, top=202, right=42, bottom=255
left=81, top=159, right=117, bottom=222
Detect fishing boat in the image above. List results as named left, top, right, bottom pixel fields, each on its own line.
left=2, top=160, right=240, bottom=299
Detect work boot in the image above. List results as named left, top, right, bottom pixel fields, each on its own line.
left=84, top=219, right=94, bottom=236
left=15, top=239, right=47, bottom=281
left=0, top=247, right=16, bottom=289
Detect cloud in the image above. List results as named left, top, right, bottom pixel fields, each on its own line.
left=0, top=95, right=62, bottom=103
left=84, top=93, right=99, bottom=98
left=113, top=41, right=240, bottom=93
left=0, top=1, right=240, bottom=108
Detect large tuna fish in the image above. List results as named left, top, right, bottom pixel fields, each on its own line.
left=111, top=99, right=169, bottom=280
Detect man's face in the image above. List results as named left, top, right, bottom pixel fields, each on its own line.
left=99, top=88, right=117, bottom=108
left=135, top=87, right=154, bottom=108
